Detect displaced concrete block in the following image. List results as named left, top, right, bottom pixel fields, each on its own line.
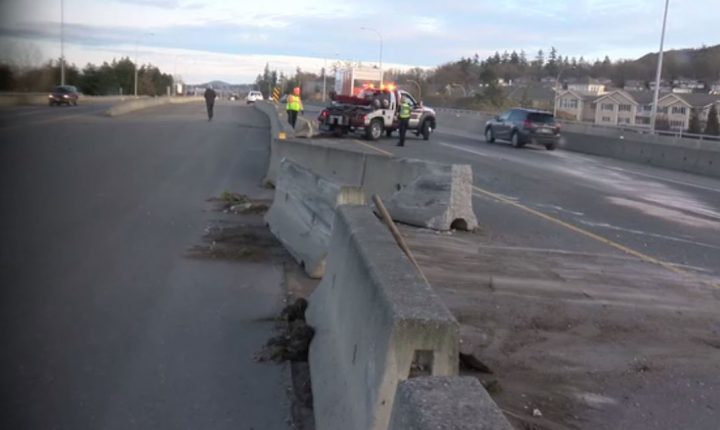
left=307, top=205, right=459, bottom=430
left=294, top=116, right=318, bottom=138
left=389, top=376, right=513, bottom=430
left=383, top=163, right=478, bottom=231
left=265, top=159, right=365, bottom=278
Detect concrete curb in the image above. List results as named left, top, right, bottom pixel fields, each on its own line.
left=389, top=377, right=513, bottom=430
left=306, top=205, right=459, bottom=430
left=105, top=97, right=203, bottom=117
left=264, top=159, right=365, bottom=278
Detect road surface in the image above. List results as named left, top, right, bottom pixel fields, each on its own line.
left=299, top=108, right=720, bottom=279
left=0, top=102, right=292, bottom=429
left=298, top=105, right=720, bottom=429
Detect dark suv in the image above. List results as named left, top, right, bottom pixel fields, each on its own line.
left=48, top=85, right=80, bottom=106
left=484, top=108, right=560, bottom=150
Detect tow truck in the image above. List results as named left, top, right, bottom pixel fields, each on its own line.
left=317, top=86, right=437, bottom=141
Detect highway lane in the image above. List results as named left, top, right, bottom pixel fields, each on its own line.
left=332, top=128, right=720, bottom=280
left=0, top=102, right=117, bottom=130
left=0, top=101, right=292, bottom=429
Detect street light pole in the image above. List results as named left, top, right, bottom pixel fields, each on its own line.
left=134, top=32, right=153, bottom=97
left=60, top=0, right=65, bottom=85
left=553, top=69, right=565, bottom=117
left=407, top=79, right=422, bottom=100
left=360, top=27, right=383, bottom=86
left=650, top=0, right=671, bottom=131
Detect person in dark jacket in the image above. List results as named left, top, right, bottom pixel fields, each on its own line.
left=204, top=86, right=217, bottom=121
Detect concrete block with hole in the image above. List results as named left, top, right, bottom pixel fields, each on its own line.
left=389, top=376, right=513, bottom=430
left=381, top=163, right=478, bottom=231
left=306, top=205, right=459, bottom=430
left=265, top=159, right=365, bottom=278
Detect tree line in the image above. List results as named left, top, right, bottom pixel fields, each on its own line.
left=0, top=57, right=173, bottom=96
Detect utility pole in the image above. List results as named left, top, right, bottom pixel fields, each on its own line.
left=60, top=0, right=65, bottom=85
left=134, top=33, right=153, bottom=97
left=650, top=0, right=671, bottom=131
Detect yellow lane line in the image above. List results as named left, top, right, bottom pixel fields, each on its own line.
left=352, top=139, right=394, bottom=157
left=472, top=185, right=719, bottom=289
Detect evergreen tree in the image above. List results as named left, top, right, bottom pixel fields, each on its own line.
left=705, top=104, right=720, bottom=136
left=688, top=109, right=702, bottom=134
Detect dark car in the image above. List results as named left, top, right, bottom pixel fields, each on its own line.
left=484, top=108, right=560, bottom=150
left=48, top=85, right=80, bottom=106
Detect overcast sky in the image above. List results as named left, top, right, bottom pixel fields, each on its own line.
left=1, top=0, right=718, bottom=84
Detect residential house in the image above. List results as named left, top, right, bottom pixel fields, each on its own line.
left=671, top=78, right=706, bottom=94
left=593, top=90, right=638, bottom=126
left=680, top=93, right=720, bottom=130
left=557, top=87, right=720, bottom=131
left=623, top=92, right=719, bottom=131
left=567, top=77, right=607, bottom=95
left=710, top=81, right=720, bottom=95
left=554, top=89, right=597, bottom=121
left=623, top=80, right=647, bottom=91
left=649, top=80, right=672, bottom=92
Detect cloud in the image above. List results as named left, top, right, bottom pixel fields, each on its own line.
left=1, top=0, right=718, bottom=82
left=111, top=0, right=183, bottom=8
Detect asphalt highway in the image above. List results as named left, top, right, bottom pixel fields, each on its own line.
left=0, top=101, right=292, bottom=429
left=306, top=118, right=720, bottom=281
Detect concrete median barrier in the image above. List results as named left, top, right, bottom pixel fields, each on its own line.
left=383, top=163, right=478, bottom=231
left=255, top=103, right=480, bottom=232
left=562, top=130, right=720, bottom=178
left=0, top=94, right=135, bottom=107
left=389, top=376, right=513, bottom=430
left=306, top=205, right=459, bottom=430
left=105, top=96, right=202, bottom=117
left=264, top=159, right=365, bottom=278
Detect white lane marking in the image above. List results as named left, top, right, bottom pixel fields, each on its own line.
left=535, top=203, right=585, bottom=217
left=607, top=197, right=720, bottom=230
left=578, top=219, right=720, bottom=251
left=604, top=165, right=720, bottom=194
left=436, top=141, right=491, bottom=157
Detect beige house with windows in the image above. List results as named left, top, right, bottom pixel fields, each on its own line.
left=557, top=89, right=720, bottom=132
left=555, top=90, right=598, bottom=122
left=593, top=90, right=638, bottom=126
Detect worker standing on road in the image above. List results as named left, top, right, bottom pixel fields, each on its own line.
left=204, top=86, right=217, bottom=121
left=286, top=87, right=303, bottom=128
left=397, top=95, right=412, bottom=147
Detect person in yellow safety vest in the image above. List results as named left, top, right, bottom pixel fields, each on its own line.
left=397, top=95, right=412, bottom=147
left=286, top=87, right=304, bottom=128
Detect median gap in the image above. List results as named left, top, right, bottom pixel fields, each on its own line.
left=409, top=350, right=434, bottom=378
left=451, top=218, right=469, bottom=231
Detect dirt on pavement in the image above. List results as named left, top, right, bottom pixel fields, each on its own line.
left=401, top=225, right=720, bottom=430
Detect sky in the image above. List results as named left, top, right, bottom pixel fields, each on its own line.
left=0, top=0, right=718, bottom=84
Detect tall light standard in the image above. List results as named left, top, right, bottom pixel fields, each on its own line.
left=450, top=83, right=467, bottom=97
left=60, top=0, right=65, bottom=85
left=360, top=27, right=383, bottom=86
left=650, top=0, right=671, bottom=131
left=407, top=79, right=422, bottom=100
left=134, top=32, right=154, bottom=97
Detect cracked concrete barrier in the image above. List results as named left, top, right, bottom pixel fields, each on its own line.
left=264, top=159, right=365, bottom=278
left=389, top=377, right=513, bottom=430
left=375, top=160, right=478, bottom=231
left=306, top=205, right=459, bottom=430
